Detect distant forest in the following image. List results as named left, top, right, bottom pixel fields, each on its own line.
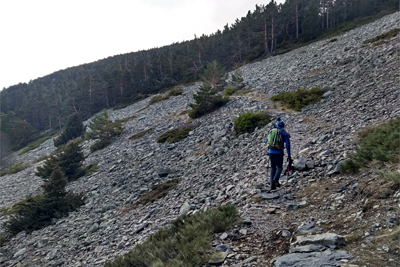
left=0, top=0, right=398, bottom=151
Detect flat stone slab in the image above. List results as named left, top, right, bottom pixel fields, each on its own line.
left=271, top=249, right=351, bottom=267
left=258, top=192, right=280, bottom=200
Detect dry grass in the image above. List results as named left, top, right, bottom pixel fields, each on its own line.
left=282, top=170, right=400, bottom=266
left=194, top=142, right=211, bottom=156
left=302, top=116, right=316, bottom=124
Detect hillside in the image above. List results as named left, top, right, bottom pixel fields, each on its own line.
left=0, top=11, right=399, bottom=267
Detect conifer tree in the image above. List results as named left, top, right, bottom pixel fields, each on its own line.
left=86, top=109, right=122, bottom=152
left=201, top=60, right=226, bottom=91
left=54, top=113, right=86, bottom=147
left=42, top=166, right=68, bottom=199
left=189, top=83, right=229, bottom=118
left=36, top=139, right=85, bottom=181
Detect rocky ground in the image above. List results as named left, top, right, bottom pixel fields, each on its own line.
left=0, top=11, right=399, bottom=267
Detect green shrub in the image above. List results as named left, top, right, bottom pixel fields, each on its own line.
left=85, top=162, right=99, bottom=176
left=104, top=204, right=238, bottom=267
left=363, top=28, right=400, bottom=44
left=340, top=118, right=400, bottom=174
left=149, top=95, right=168, bottom=105
left=270, top=87, right=325, bottom=111
left=168, top=88, right=183, bottom=96
left=233, top=111, right=271, bottom=136
left=129, top=128, right=154, bottom=140
left=157, top=127, right=193, bottom=143
left=0, top=162, right=31, bottom=176
left=355, top=118, right=399, bottom=164
left=225, top=88, right=236, bottom=96
left=339, top=159, right=360, bottom=174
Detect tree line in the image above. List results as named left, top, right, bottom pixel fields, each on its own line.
left=0, top=0, right=397, bottom=151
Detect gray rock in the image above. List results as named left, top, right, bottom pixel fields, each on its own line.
left=179, top=201, right=191, bottom=216
left=293, top=233, right=346, bottom=247
left=271, top=249, right=350, bottom=267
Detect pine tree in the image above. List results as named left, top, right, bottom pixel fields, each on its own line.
left=36, top=139, right=85, bottom=181
left=54, top=113, right=86, bottom=147
left=42, top=166, right=68, bottom=199
left=86, top=109, right=122, bottom=152
left=189, top=83, right=229, bottom=118
left=201, top=60, right=226, bottom=91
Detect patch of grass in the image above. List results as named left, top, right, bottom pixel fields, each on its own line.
left=137, top=178, right=179, bottom=206
left=0, top=162, right=31, bottom=176
left=129, top=128, right=154, bottom=140
left=225, top=87, right=236, bottom=96
left=148, top=88, right=183, bottom=106
left=270, top=87, right=325, bottom=111
left=168, top=87, right=183, bottom=96
left=85, top=162, right=99, bottom=176
left=233, top=111, right=271, bottom=136
left=157, top=127, right=194, bottom=143
left=234, top=88, right=252, bottom=96
left=149, top=95, right=169, bottom=105
left=341, top=118, right=400, bottom=174
left=363, top=28, right=400, bottom=44
left=18, top=135, right=52, bottom=155
left=306, top=68, right=326, bottom=76
left=113, top=94, right=151, bottom=110
left=105, top=204, right=238, bottom=267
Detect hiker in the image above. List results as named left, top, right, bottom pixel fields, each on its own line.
left=265, top=118, right=291, bottom=190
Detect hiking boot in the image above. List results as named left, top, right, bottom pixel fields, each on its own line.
left=275, top=180, right=281, bottom=187
left=270, top=181, right=276, bottom=190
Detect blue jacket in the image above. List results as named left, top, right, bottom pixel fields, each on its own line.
left=265, top=127, right=291, bottom=157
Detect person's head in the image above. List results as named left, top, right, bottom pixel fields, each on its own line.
left=276, top=117, right=285, bottom=128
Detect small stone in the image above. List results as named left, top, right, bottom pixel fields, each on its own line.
left=220, top=233, right=228, bottom=240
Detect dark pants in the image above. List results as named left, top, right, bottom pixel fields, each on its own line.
left=269, top=153, right=283, bottom=188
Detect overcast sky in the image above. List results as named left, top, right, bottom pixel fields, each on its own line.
left=0, top=0, right=285, bottom=90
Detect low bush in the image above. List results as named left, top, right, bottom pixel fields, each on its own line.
left=340, top=117, right=400, bottom=174
left=233, top=111, right=271, bottom=136
left=270, top=87, right=325, bottom=111
left=168, top=88, right=183, bottom=96
left=0, top=162, right=31, bottom=176
left=85, top=162, right=99, bottom=176
left=363, top=28, right=400, bottom=44
left=104, top=204, right=238, bottom=267
left=225, top=88, right=236, bottom=96
left=157, top=127, right=193, bottom=143
left=129, top=128, right=154, bottom=140
left=136, top=179, right=179, bottom=206
left=149, top=95, right=167, bottom=105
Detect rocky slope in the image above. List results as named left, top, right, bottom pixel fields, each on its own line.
left=0, top=11, right=399, bottom=267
